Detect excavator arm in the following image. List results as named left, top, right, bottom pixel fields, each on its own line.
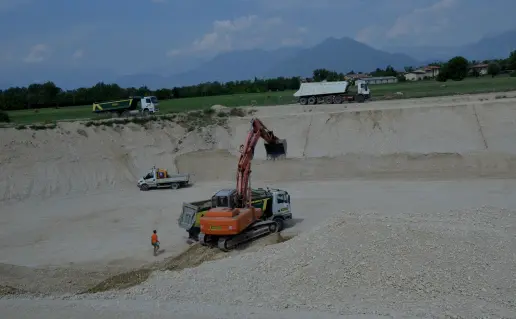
left=235, top=118, right=286, bottom=208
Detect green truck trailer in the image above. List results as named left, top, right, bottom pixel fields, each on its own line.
left=92, top=96, right=159, bottom=117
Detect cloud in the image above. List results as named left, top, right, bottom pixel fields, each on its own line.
left=355, top=25, right=383, bottom=44
left=386, top=0, right=458, bottom=39
left=72, top=49, right=84, bottom=59
left=168, top=15, right=306, bottom=57
left=24, top=44, right=51, bottom=63
left=281, top=38, right=302, bottom=46
left=252, top=0, right=337, bottom=10
left=354, top=0, right=460, bottom=46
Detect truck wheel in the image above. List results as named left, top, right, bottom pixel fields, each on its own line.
left=143, top=109, right=150, bottom=117
left=334, top=95, right=343, bottom=104
left=170, top=182, right=179, bottom=190
left=324, top=96, right=334, bottom=104
left=356, top=94, right=365, bottom=103
left=299, top=97, right=308, bottom=105
left=308, top=96, right=317, bottom=105
left=268, top=222, right=278, bottom=233
left=273, top=217, right=285, bottom=232
left=140, top=184, right=149, bottom=191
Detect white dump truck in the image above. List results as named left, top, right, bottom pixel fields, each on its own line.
left=137, top=167, right=190, bottom=191
left=293, top=80, right=371, bottom=105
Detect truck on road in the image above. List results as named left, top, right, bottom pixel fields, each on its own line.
left=178, top=187, right=292, bottom=242
left=137, top=167, right=190, bottom=191
left=293, top=80, right=371, bottom=105
left=92, top=96, right=159, bottom=117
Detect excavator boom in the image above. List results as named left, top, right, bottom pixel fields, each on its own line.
left=236, top=118, right=286, bottom=207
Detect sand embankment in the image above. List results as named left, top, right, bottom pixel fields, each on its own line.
left=2, top=97, right=516, bottom=202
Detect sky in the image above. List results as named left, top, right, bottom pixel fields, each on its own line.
left=1, top=0, right=516, bottom=87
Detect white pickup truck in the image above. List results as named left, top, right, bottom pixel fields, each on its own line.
left=137, top=167, right=190, bottom=191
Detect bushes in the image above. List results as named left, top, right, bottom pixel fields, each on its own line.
left=0, top=110, right=10, bottom=123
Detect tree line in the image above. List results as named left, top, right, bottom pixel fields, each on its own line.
left=1, top=51, right=515, bottom=113
left=435, top=51, right=516, bottom=82
left=0, top=76, right=302, bottom=111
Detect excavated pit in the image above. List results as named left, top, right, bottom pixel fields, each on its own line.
left=3, top=94, right=516, bottom=317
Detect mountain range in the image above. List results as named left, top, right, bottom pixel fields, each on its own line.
left=117, top=38, right=420, bottom=89
left=2, top=29, right=516, bottom=90
left=384, top=29, right=516, bottom=63
left=118, top=29, right=516, bottom=89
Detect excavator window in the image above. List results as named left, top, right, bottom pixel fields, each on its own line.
left=214, top=196, right=229, bottom=208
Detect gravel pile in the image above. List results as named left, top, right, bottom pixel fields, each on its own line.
left=80, top=206, right=516, bottom=318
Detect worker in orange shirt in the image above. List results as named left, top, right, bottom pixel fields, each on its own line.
left=151, top=230, right=160, bottom=256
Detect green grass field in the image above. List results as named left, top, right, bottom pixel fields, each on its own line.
left=6, top=76, right=516, bottom=125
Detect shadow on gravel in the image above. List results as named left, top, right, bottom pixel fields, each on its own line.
left=286, top=218, right=304, bottom=229
left=151, top=183, right=195, bottom=191
left=81, top=232, right=295, bottom=294
left=0, top=285, right=29, bottom=296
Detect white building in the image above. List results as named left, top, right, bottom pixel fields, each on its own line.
left=470, top=64, right=489, bottom=76
left=404, top=70, right=427, bottom=81
left=404, top=65, right=441, bottom=81
left=361, top=76, right=398, bottom=85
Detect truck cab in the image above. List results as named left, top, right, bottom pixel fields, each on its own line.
left=135, top=96, right=159, bottom=114
left=355, top=80, right=371, bottom=98
left=137, top=166, right=190, bottom=191
left=137, top=167, right=168, bottom=188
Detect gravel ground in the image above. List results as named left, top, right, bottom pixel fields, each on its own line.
left=73, top=206, right=516, bottom=318
left=0, top=299, right=398, bottom=319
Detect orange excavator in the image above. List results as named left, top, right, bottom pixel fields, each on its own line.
left=198, top=118, right=288, bottom=251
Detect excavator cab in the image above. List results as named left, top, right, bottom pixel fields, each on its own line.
left=211, top=189, right=237, bottom=209
left=264, top=138, right=287, bottom=160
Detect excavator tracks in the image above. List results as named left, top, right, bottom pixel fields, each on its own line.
left=199, top=220, right=279, bottom=252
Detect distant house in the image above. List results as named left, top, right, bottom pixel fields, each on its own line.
left=361, top=76, right=398, bottom=85
left=470, top=64, right=489, bottom=76
left=344, top=74, right=397, bottom=84
left=404, top=70, right=427, bottom=81
left=345, top=73, right=371, bottom=81
left=404, top=65, right=441, bottom=81
left=424, top=65, right=441, bottom=77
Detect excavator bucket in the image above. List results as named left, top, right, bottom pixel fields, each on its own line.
left=264, top=139, right=287, bottom=159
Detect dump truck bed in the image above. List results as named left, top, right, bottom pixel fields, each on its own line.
left=293, top=81, right=349, bottom=97
left=92, top=99, right=138, bottom=113
left=178, top=199, right=212, bottom=230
